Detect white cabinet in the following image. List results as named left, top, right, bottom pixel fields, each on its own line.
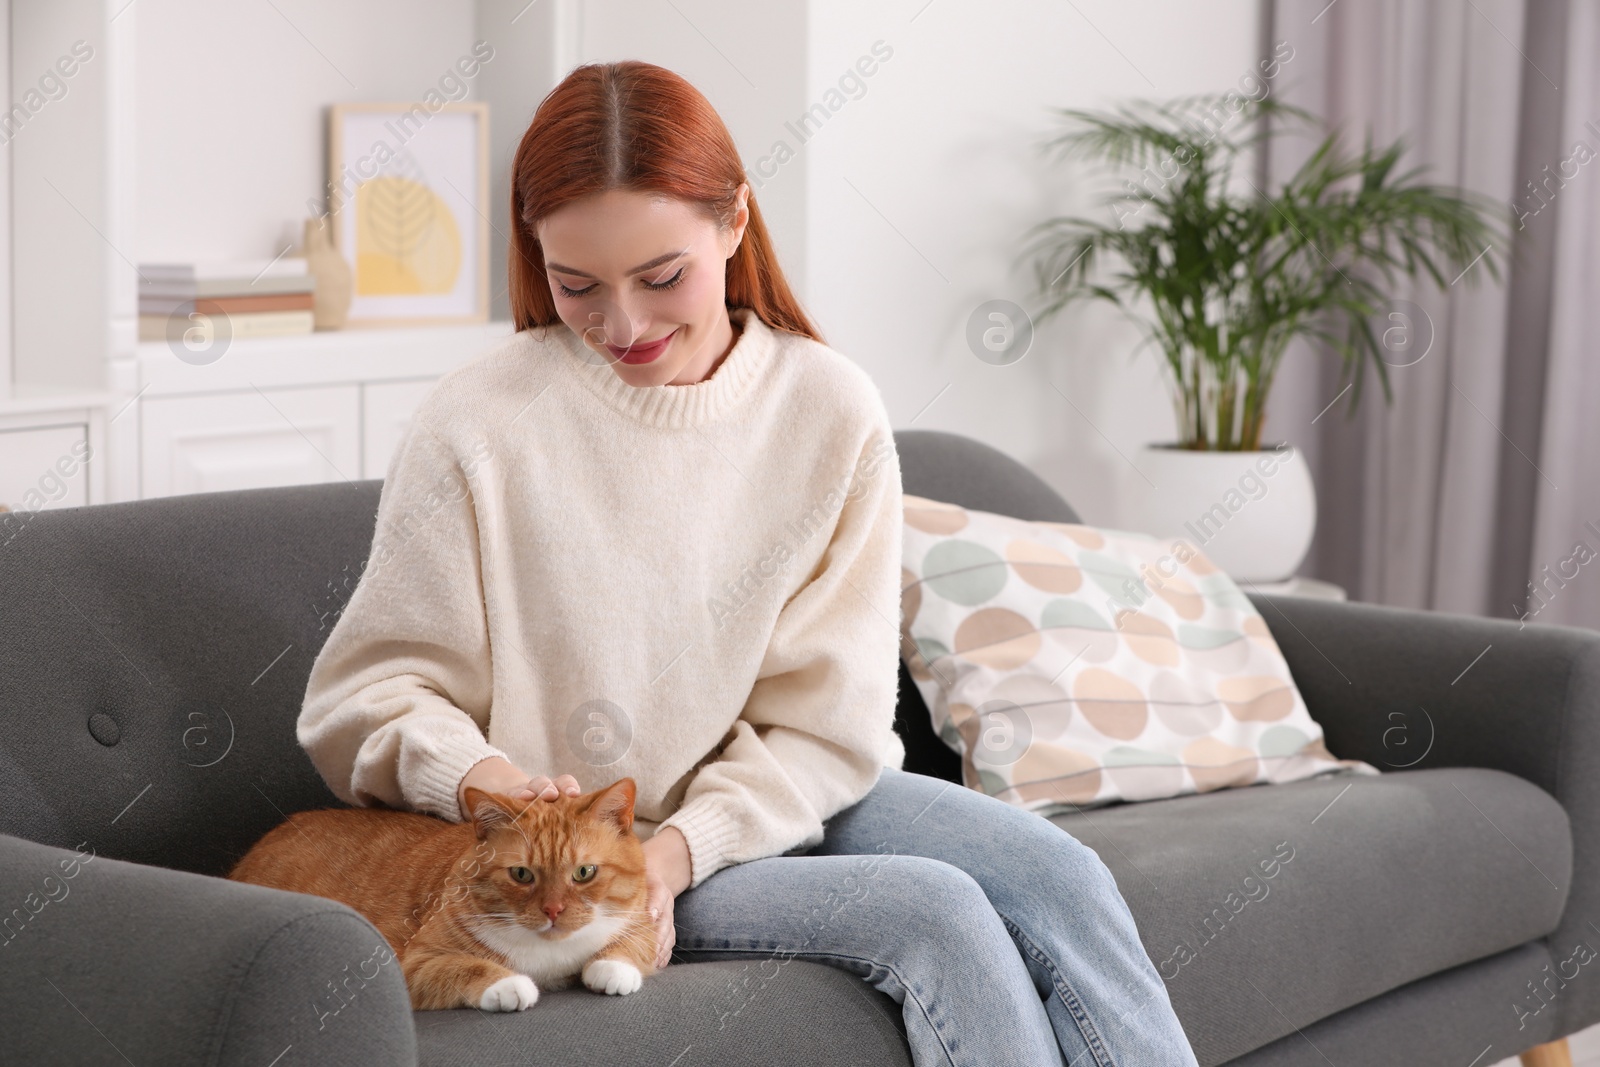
left=362, top=379, right=439, bottom=479
left=0, top=423, right=90, bottom=511
left=140, top=385, right=361, bottom=498
left=105, top=321, right=512, bottom=500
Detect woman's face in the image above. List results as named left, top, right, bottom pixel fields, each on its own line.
left=537, top=186, right=749, bottom=387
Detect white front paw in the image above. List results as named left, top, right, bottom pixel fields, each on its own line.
left=480, top=974, right=540, bottom=1011
left=582, top=958, right=643, bottom=996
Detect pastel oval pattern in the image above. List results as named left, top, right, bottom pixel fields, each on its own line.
left=904, top=495, right=969, bottom=534
left=906, top=636, right=949, bottom=681
left=1042, top=523, right=1105, bottom=550
left=1183, top=737, right=1261, bottom=792
left=1103, top=747, right=1185, bottom=802
left=1196, top=573, right=1253, bottom=610
left=1041, top=599, right=1119, bottom=664
left=1150, top=671, right=1224, bottom=735
left=1177, top=624, right=1243, bottom=651
left=1182, top=637, right=1253, bottom=674
left=1041, top=598, right=1113, bottom=632
left=924, top=540, right=1008, bottom=605
left=1112, top=611, right=1179, bottom=666
left=1046, top=626, right=1121, bottom=666
left=954, top=608, right=1040, bottom=670
left=990, top=673, right=1073, bottom=732
left=1013, top=742, right=1102, bottom=805
left=1218, top=676, right=1295, bottom=721
left=900, top=568, right=922, bottom=630
left=1007, top=538, right=1082, bottom=594
left=1079, top=552, right=1143, bottom=604
left=1242, top=614, right=1281, bottom=651
left=1258, top=724, right=1312, bottom=758
left=1072, top=668, right=1148, bottom=740
left=1146, top=571, right=1205, bottom=620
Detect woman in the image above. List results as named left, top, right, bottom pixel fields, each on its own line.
left=298, top=60, right=1197, bottom=1067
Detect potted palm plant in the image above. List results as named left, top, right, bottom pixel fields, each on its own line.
left=1027, top=95, right=1502, bottom=582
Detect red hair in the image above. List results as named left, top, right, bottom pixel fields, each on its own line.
left=509, top=61, right=820, bottom=342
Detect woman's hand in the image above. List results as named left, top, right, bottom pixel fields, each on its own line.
left=456, top=756, right=580, bottom=819
left=640, top=826, right=692, bottom=971
left=506, top=773, right=583, bottom=805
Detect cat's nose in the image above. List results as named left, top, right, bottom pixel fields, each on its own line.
left=544, top=902, right=564, bottom=921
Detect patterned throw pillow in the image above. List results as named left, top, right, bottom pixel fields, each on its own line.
left=900, top=494, right=1377, bottom=814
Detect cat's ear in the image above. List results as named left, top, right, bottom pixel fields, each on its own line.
left=580, top=778, right=637, bottom=834
left=463, top=787, right=520, bottom=841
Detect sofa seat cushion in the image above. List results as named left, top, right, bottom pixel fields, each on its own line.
left=413, top=958, right=910, bottom=1066
left=1050, top=766, right=1571, bottom=1066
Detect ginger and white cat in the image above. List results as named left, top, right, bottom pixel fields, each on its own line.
left=229, top=777, right=658, bottom=1011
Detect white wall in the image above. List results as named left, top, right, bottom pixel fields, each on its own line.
left=135, top=0, right=480, bottom=262
left=476, top=0, right=561, bottom=322
left=803, top=0, right=1260, bottom=524
left=126, top=0, right=1264, bottom=527
left=11, top=0, right=114, bottom=390
left=130, top=0, right=813, bottom=317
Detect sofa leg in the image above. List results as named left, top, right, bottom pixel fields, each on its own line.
left=1522, top=1038, right=1573, bottom=1067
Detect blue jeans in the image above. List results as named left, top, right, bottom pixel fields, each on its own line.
left=670, top=766, right=1198, bottom=1067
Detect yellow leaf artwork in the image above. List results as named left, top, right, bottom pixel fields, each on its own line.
left=355, top=176, right=463, bottom=295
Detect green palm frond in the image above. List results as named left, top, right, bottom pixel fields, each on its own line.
left=1027, top=92, right=1507, bottom=450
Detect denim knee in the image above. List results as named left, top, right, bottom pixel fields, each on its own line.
left=861, top=855, right=1001, bottom=949
left=979, top=801, right=1125, bottom=903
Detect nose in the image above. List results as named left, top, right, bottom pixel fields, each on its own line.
left=543, top=901, right=564, bottom=922
left=584, top=299, right=644, bottom=350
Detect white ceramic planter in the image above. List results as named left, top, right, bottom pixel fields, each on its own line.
left=1129, top=443, right=1317, bottom=583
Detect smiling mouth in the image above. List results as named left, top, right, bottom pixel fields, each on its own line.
left=606, top=327, right=678, bottom=366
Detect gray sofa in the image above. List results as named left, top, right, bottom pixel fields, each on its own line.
left=2, top=427, right=1596, bottom=1066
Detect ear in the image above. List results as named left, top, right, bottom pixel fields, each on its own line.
left=463, top=787, right=520, bottom=842
left=724, top=183, right=750, bottom=259
left=580, top=778, right=637, bottom=834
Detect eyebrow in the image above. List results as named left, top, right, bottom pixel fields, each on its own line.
left=545, top=249, right=689, bottom=279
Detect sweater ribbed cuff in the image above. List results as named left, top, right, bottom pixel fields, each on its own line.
left=410, top=727, right=511, bottom=824
left=657, top=798, right=744, bottom=890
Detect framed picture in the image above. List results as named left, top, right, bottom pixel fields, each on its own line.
left=327, top=102, right=489, bottom=327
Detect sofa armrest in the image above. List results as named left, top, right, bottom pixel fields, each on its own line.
left=1250, top=592, right=1600, bottom=1037
left=1247, top=593, right=1600, bottom=788
left=0, top=833, right=417, bottom=1066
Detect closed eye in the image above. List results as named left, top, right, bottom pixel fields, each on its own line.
left=643, top=266, right=686, bottom=291
left=556, top=267, right=684, bottom=299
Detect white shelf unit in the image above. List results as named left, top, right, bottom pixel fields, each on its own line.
left=0, top=0, right=565, bottom=509
left=0, top=396, right=107, bottom=512
left=111, top=320, right=515, bottom=500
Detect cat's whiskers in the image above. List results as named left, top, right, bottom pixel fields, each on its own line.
left=596, top=927, right=656, bottom=955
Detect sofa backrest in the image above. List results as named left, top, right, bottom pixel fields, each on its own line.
left=0, top=480, right=383, bottom=876
left=0, top=430, right=1076, bottom=874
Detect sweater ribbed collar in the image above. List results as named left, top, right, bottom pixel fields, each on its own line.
left=551, top=306, right=770, bottom=429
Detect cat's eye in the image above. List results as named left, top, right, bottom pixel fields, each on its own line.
left=509, top=866, right=535, bottom=884
left=573, top=864, right=598, bottom=883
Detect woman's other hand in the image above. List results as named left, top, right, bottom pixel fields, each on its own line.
left=640, top=825, right=692, bottom=970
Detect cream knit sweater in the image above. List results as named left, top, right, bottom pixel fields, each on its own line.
left=297, top=307, right=907, bottom=889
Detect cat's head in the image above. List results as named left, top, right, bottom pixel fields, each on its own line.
left=458, top=778, right=647, bottom=941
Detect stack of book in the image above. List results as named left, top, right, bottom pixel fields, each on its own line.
left=138, top=258, right=317, bottom=342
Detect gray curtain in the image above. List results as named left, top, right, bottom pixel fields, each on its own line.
left=1264, top=0, right=1600, bottom=629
